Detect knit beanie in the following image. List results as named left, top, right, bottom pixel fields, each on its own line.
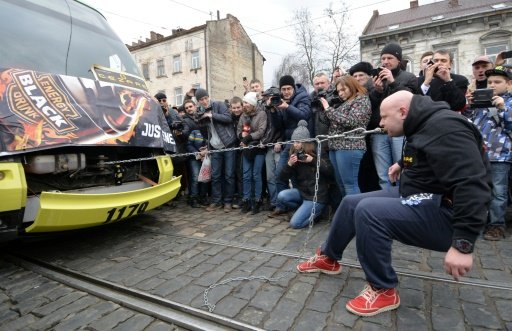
left=194, top=88, right=209, bottom=101
left=381, top=43, right=402, bottom=62
left=242, top=92, right=258, bottom=106
left=291, top=120, right=310, bottom=140
left=349, top=62, right=373, bottom=76
left=279, top=75, right=295, bottom=88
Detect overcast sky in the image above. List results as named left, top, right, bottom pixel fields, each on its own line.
left=83, top=0, right=438, bottom=88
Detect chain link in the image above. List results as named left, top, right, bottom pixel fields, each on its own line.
left=103, top=127, right=383, bottom=165
left=201, top=127, right=383, bottom=312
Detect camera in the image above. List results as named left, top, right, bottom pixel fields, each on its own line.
left=426, top=60, right=439, bottom=74
left=471, top=88, right=494, bottom=108
left=195, top=105, right=211, bottom=119
left=270, top=95, right=282, bottom=106
left=371, top=67, right=383, bottom=77
left=170, top=120, right=184, bottom=131
left=295, top=150, right=307, bottom=161
left=313, top=88, right=342, bottom=108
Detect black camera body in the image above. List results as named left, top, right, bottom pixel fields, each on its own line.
left=426, top=60, right=439, bottom=74
left=194, top=105, right=211, bottom=121
left=170, top=120, right=184, bottom=131
left=471, top=88, right=494, bottom=108
left=370, top=67, right=383, bottom=77
left=313, top=88, right=342, bottom=108
left=295, top=150, right=307, bottom=161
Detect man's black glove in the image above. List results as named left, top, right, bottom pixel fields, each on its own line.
left=242, top=135, right=253, bottom=145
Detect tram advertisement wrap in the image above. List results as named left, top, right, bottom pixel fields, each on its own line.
left=0, top=68, right=176, bottom=156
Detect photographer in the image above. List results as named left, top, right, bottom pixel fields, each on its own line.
left=194, top=88, right=237, bottom=212
left=464, top=66, right=512, bottom=241
left=182, top=99, right=208, bottom=208
left=261, top=87, right=285, bottom=211
left=310, top=73, right=339, bottom=148
left=418, top=49, right=468, bottom=112
left=269, top=121, right=333, bottom=229
left=274, top=75, right=312, bottom=195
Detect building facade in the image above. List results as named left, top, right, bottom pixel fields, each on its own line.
left=128, top=14, right=264, bottom=106
left=360, top=0, right=512, bottom=77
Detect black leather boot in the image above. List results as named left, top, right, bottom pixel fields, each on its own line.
left=189, top=197, right=200, bottom=208
left=251, top=199, right=262, bottom=215
left=240, top=200, right=251, bottom=213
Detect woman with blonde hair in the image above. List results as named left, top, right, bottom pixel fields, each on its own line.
left=320, top=75, right=371, bottom=196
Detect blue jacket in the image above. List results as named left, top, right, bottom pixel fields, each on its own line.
left=466, top=93, right=512, bottom=162
left=282, top=84, right=312, bottom=140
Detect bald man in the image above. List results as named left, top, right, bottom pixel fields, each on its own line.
left=297, top=91, right=492, bottom=317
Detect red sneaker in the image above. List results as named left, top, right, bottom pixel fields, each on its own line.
left=346, top=284, right=400, bottom=316
left=296, top=249, right=341, bottom=275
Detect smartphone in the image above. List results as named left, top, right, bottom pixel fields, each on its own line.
left=502, top=50, right=512, bottom=59
left=426, top=59, right=439, bottom=73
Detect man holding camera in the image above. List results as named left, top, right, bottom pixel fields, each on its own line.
left=195, top=88, right=237, bottom=212
left=418, top=49, right=468, bottom=112
left=274, top=75, right=312, bottom=194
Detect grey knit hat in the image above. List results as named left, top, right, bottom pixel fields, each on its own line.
left=194, top=88, right=209, bottom=101
left=291, top=120, right=310, bottom=140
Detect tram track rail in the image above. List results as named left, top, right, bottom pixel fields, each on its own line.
left=136, top=228, right=512, bottom=292
left=5, top=253, right=265, bottom=331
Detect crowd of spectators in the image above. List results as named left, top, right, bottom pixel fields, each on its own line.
left=158, top=43, right=511, bottom=241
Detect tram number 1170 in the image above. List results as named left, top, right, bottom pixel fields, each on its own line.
left=104, top=201, right=149, bottom=223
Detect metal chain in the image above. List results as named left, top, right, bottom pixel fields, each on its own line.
left=201, top=127, right=383, bottom=312
left=103, top=127, right=383, bottom=165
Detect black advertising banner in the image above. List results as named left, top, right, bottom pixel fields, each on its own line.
left=0, top=68, right=176, bottom=156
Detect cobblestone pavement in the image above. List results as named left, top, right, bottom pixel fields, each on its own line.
left=2, top=197, right=512, bottom=330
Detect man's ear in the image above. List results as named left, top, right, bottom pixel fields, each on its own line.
left=400, top=106, right=409, bottom=119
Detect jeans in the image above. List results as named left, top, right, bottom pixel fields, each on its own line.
left=211, top=150, right=236, bottom=204
left=329, top=149, right=365, bottom=196
left=187, top=158, right=200, bottom=197
left=265, top=147, right=281, bottom=206
left=242, top=154, right=265, bottom=201
left=234, top=151, right=243, bottom=200
left=321, top=187, right=453, bottom=288
left=276, top=188, right=326, bottom=229
left=488, top=162, right=510, bottom=227
left=275, top=144, right=292, bottom=194
left=371, top=134, right=404, bottom=189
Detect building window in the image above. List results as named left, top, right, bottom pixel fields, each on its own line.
left=191, top=51, right=200, bottom=69
left=485, top=44, right=509, bottom=64
left=142, top=63, right=150, bottom=80
left=156, top=59, right=166, bottom=77
left=192, top=83, right=201, bottom=89
left=175, top=87, right=183, bottom=106
left=173, top=55, right=181, bottom=73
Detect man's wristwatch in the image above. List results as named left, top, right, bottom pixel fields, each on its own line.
left=452, top=239, right=474, bottom=254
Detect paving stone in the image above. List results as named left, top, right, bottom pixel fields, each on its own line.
left=134, top=276, right=167, bottom=291
left=153, top=275, right=194, bottom=297
left=396, top=307, right=428, bottom=331
left=172, top=284, right=206, bottom=306
left=112, top=313, right=154, bottom=331
left=3, top=313, right=38, bottom=331
left=264, top=298, right=302, bottom=331
left=29, top=295, right=99, bottom=330
left=238, top=306, right=267, bottom=326
left=361, top=321, right=386, bottom=331
left=52, top=301, right=119, bottom=331
left=145, top=320, right=180, bottom=331
left=306, top=288, right=338, bottom=313
left=458, top=287, right=486, bottom=304
left=496, top=299, right=512, bottom=322
left=398, top=277, right=424, bottom=290
left=87, top=308, right=135, bottom=330
left=293, top=309, right=328, bottom=331
left=232, top=280, right=261, bottom=300
left=431, top=284, right=459, bottom=309
left=124, top=267, right=163, bottom=287
left=32, top=291, right=87, bottom=317
left=0, top=307, right=20, bottom=324
left=399, top=288, right=425, bottom=309
left=13, top=296, right=49, bottom=315
left=12, top=281, right=59, bottom=304
left=362, top=308, right=393, bottom=327
left=212, top=296, right=248, bottom=318
left=331, top=298, right=358, bottom=328
left=283, top=281, right=313, bottom=304
left=249, top=285, right=284, bottom=312
left=462, top=302, right=501, bottom=329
